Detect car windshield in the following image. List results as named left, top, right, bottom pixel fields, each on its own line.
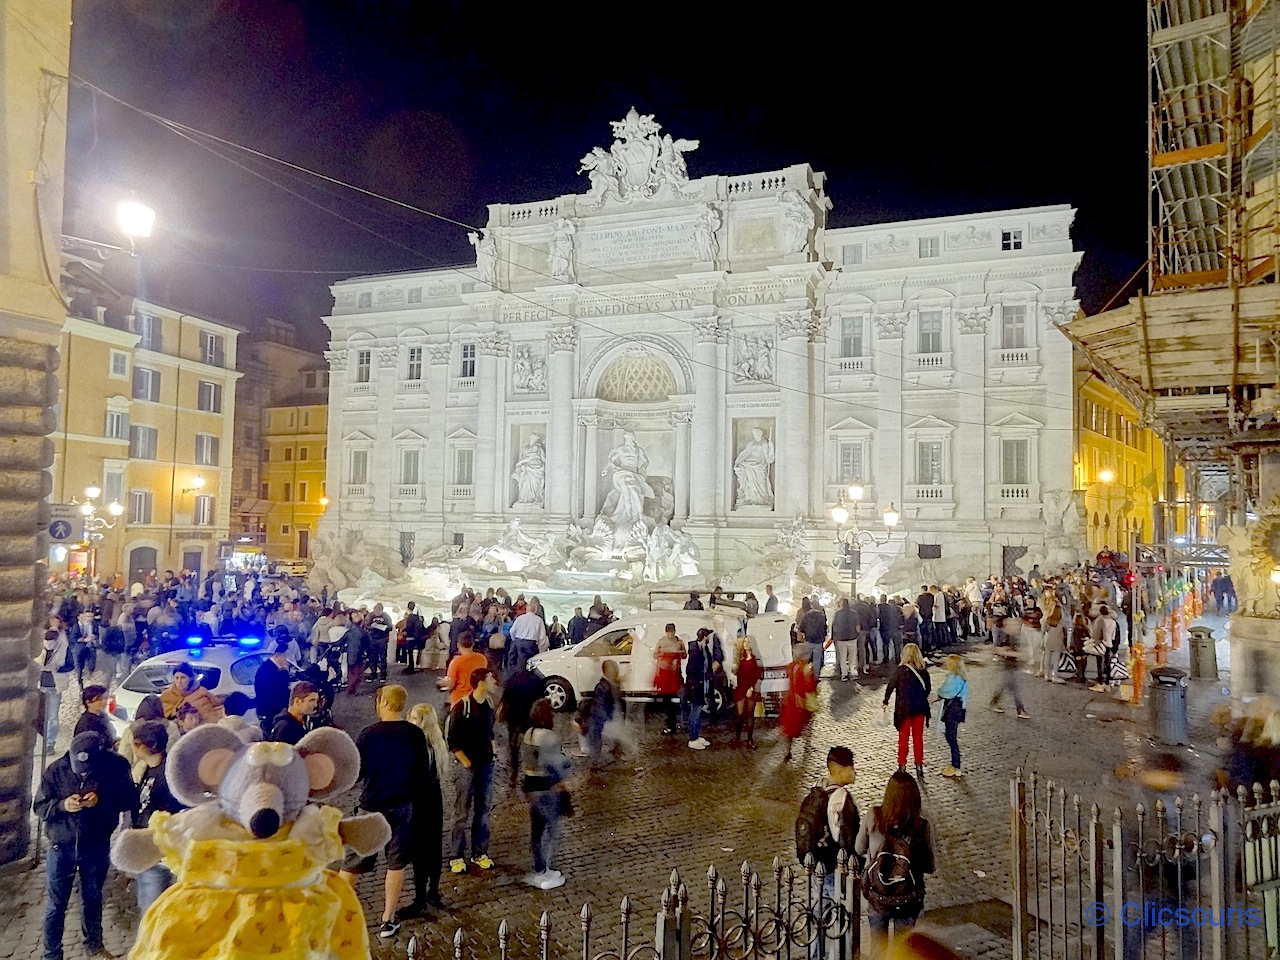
left=578, top=630, right=634, bottom=657
left=121, top=663, right=222, bottom=695
left=229, top=654, right=269, bottom=686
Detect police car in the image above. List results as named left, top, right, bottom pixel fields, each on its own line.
left=108, top=634, right=284, bottom=736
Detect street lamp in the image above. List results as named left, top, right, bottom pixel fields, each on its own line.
left=73, top=486, right=124, bottom=580
left=181, top=474, right=206, bottom=496
left=117, top=198, right=155, bottom=255
left=829, top=482, right=900, bottom=598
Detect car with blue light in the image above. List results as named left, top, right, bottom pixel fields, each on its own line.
left=107, top=633, right=284, bottom=736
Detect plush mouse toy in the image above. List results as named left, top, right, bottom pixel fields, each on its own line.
left=112, top=724, right=391, bottom=960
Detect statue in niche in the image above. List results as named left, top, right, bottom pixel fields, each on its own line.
left=512, top=345, right=547, bottom=392
left=599, top=431, right=655, bottom=553
left=735, top=335, right=774, bottom=383
left=511, top=434, right=546, bottom=506
left=779, top=191, right=814, bottom=252
left=692, top=203, right=721, bottom=261
left=734, top=427, right=776, bottom=509
left=468, top=230, right=497, bottom=285
left=548, top=218, right=576, bottom=283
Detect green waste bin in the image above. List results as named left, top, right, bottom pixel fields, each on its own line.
left=1149, top=666, right=1189, bottom=746
left=1188, top=626, right=1219, bottom=680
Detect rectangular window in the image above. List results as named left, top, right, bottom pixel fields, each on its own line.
left=460, top=343, right=476, bottom=378
left=917, top=441, right=944, bottom=485
left=282, top=524, right=291, bottom=535
left=838, top=443, right=863, bottom=482
left=1001, top=305, right=1027, bottom=349
left=919, top=236, right=940, bottom=258
left=283, top=447, right=293, bottom=462
left=1002, top=229, right=1023, bottom=251
left=350, top=450, right=369, bottom=484
left=842, top=243, right=863, bottom=266
left=129, top=424, right=158, bottom=460
left=194, top=495, right=215, bottom=526
left=200, top=331, right=225, bottom=367
left=104, top=471, right=123, bottom=506
left=357, top=291, right=372, bottom=308
left=132, top=366, right=161, bottom=402
left=1002, top=439, right=1030, bottom=484
left=298, top=446, right=308, bottom=461
left=302, top=411, right=310, bottom=427
left=260, top=482, right=270, bottom=499
left=109, top=350, right=129, bottom=379
left=298, top=481, right=308, bottom=503
left=454, top=448, right=474, bottom=485
left=401, top=448, right=420, bottom=485
left=322, top=481, right=327, bottom=498
left=918, top=311, right=943, bottom=354
left=407, top=346, right=423, bottom=380
left=355, top=349, right=372, bottom=383
left=283, top=482, right=292, bottom=503
left=129, top=490, right=153, bottom=524
left=408, top=287, right=422, bottom=304
left=197, top=380, right=223, bottom=413
left=135, top=315, right=161, bottom=352
left=195, top=434, right=220, bottom=466
left=304, top=372, right=317, bottom=389
left=840, top=316, right=863, bottom=358
left=288, top=410, right=296, bottom=427
left=105, top=411, right=129, bottom=440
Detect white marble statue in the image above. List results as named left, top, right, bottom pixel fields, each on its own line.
left=512, top=345, right=547, bottom=392
left=779, top=190, right=814, bottom=253
left=549, top=218, right=576, bottom=283
left=692, top=203, right=721, bottom=261
left=599, top=430, right=656, bottom=554
left=735, top=335, right=774, bottom=383
left=579, top=147, right=621, bottom=204
left=734, top=427, right=776, bottom=508
left=468, top=230, right=497, bottom=285
left=1218, top=524, right=1270, bottom=617
left=668, top=523, right=701, bottom=577
left=511, top=434, right=546, bottom=505
left=577, top=109, right=700, bottom=203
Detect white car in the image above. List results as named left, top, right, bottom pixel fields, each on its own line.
left=527, top=610, right=795, bottom=712
left=108, top=636, right=283, bottom=736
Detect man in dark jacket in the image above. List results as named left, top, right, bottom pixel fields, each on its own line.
left=270, top=681, right=320, bottom=745
left=130, top=721, right=186, bottom=911
left=831, top=599, right=858, bottom=682
left=344, top=613, right=369, bottom=696
left=852, top=597, right=878, bottom=676
left=253, top=641, right=293, bottom=735
left=801, top=600, right=828, bottom=678
left=566, top=607, right=589, bottom=646
left=35, top=732, right=137, bottom=960
left=72, top=686, right=116, bottom=750
left=914, top=586, right=934, bottom=651
left=877, top=597, right=905, bottom=666
left=402, top=601, right=426, bottom=674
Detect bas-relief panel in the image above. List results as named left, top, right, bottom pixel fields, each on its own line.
left=510, top=424, right=547, bottom=508
left=730, top=218, right=779, bottom=258
left=732, top=417, right=776, bottom=511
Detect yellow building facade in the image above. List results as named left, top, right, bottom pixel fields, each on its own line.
left=52, top=280, right=240, bottom=584
left=261, top=395, right=329, bottom=563
left=1074, top=360, right=1184, bottom=557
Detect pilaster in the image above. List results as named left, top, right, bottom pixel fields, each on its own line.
left=546, top=325, right=577, bottom=517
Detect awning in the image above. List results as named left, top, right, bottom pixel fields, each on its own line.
left=234, top=498, right=273, bottom=516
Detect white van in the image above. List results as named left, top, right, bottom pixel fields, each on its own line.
left=527, top=610, right=794, bottom=712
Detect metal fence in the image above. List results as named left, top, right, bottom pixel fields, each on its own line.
left=383, top=857, right=862, bottom=960
left=1010, top=769, right=1280, bottom=960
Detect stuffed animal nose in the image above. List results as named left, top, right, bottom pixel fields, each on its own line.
left=250, top=808, right=280, bottom=839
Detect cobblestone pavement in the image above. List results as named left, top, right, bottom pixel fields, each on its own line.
left=0, top=615, right=1236, bottom=960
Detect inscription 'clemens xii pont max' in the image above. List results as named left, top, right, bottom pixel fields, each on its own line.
left=578, top=221, right=695, bottom=269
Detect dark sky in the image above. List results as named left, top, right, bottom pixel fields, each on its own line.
left=66, top=1, right=1147, bottom=350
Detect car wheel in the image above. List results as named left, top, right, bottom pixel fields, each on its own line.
left=542, top=677, right=575, bottom=712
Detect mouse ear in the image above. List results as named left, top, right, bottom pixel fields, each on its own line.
left=166, top=724, right=245, bottom=807
left=296, top=727, right=360, bottom=799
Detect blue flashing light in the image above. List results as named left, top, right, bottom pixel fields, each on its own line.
left=239, top=636, right=261, bottom=648
left=189, top=648, right=203, bottom=659
left=185, top=636, right=203, bottom=647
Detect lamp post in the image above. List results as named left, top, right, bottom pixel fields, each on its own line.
left=73, top=485, right=124, bottom=581
left=829, top=481, right=900, bottom=598
left=117, top=197, right=155, bottom=255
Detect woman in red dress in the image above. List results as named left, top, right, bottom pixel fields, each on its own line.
left=653, top=623, right=686, bottom=735
left=732, top=635, right=763, bottom=749
left=780, top=645, right=818, bottom=761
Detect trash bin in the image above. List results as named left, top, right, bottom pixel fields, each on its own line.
left=1188, top=626, right=1219, bottom=680
left=1149, top=666, right=1189, bottom=746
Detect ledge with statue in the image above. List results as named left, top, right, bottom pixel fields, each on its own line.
left=1217, top=499, right=1280, bottom=703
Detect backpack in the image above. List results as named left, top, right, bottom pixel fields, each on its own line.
left=795, top=785, right=831, bottom=862
left=863, top=829, right=924, bottom=915
left=101, top=625, right=126, bottom=655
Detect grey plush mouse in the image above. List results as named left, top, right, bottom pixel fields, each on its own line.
left=111, top=725, right=390, bottom=960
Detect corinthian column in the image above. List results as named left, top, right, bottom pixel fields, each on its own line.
left=690, top=316, right=725, bottom=517
left=775, top=309, right=816, bottom=516
left=474, top=332, right=509, bottom=514
left=546, top=325, right=577, bottom=517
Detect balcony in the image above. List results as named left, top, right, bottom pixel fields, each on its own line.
left=399, top=379, right=425, bottom=392
left=907, top=483, right=953, bottom=501
left=453, top=377, right=476, bottom=391
left=999, top=484, right=1033, bottom=501
left=836, top=356, right=872, bottom=373
left=395, top=484, right=422, bottom=499
left=908, top=351, right=952, bottom=370
left=344, top=484, right=370, bottom=498
left=995, top=346, right=1039, bottom=366
left=448, top=484, right=474, bottom=500
left=350, top=382, right=373, bottom=395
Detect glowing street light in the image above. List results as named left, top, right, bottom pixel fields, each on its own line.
left=1098, top=468, right=1116, bottom=484
left=117, top=199, right=155, bottom=241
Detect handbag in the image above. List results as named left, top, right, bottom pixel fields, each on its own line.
left=1108, top=657, right=1131, bottom=683
left=1057, top=651, right=1077, bottom=676
left=942, top=696, right=966, bottom=725
left=557, top=786, right=574, bottom=817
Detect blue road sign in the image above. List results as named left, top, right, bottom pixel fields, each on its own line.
left=49, top=520, right=74, bottom=541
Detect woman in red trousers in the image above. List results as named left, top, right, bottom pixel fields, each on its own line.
left=780, top=644, right=817, bottom=761
left=882, top=642, right=932, bottom=780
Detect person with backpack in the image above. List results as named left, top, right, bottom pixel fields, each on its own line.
left=855, top=771, right=936, bottom=948
left=794, top=745, right=861, bottom=960
left=882, top=643, right=931, bottom=780
left=932, top=655, right=969, bottom=778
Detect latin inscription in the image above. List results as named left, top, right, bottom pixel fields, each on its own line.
left=578, top=221, right=694, bottom=269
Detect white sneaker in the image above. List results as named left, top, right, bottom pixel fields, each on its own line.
left=688, top=739, right=707, bottom=750
left=696, top=737, right=710, bottom=747
left=539, top=870, right=565, bottom=890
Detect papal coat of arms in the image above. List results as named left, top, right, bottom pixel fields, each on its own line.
left=578, top=108, right=699, bottom=204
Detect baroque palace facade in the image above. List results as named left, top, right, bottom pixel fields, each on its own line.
left=322, top=111, right=1080, bottom=587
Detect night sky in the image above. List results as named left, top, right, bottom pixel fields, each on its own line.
left=65, top=1, right=1147, bottom=349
